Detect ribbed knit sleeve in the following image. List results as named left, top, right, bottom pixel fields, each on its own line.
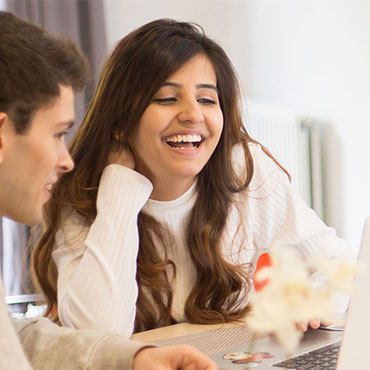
left=244, top=144, right=356, bottom=312
left=53, top=165, right=152, bottom=337
left=246, top=144, right=355, bottom=264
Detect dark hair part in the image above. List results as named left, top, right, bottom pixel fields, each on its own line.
left=32, top=19, right=285, bottom=330
left=0, top=11, right=90, bottom=134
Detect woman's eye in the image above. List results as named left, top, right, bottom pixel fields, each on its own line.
left=152, top=97, right=177, bottom=105
left=198, top=98, right=216, bottom=105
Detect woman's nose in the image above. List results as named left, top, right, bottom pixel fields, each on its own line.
left=177, top=98, right=204, bottom=125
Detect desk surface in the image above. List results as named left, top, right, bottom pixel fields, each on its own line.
left=130, top=319, right=264, bottom=356
left=131, top=320, right=343, bottom=359
left=131, top=319, right=248, bottom=343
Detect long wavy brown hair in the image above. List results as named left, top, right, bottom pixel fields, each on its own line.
left=32, top=19, right=283, bottom=332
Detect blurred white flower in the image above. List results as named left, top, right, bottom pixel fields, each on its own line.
left=314, top=257, right=359, bottom=293
left=248, top=245, right=357, bottom=354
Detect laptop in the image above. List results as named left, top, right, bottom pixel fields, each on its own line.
left=211, top=216, right=370, bottom=370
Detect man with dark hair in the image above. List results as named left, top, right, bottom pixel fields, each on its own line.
left=0, top=11, right=217, bottom=370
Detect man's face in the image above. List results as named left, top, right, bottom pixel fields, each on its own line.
left=0, top=85, right=74, bottom=225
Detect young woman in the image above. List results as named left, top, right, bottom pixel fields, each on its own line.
left=32, top=19, right=355, bottom=338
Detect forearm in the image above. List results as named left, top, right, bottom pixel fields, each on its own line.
left=14, top=317, right=150, bottom=370
left=56, top=165, right=152, bottom=336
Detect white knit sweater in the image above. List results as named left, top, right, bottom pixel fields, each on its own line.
left=53, top=143, right=355, bottom=337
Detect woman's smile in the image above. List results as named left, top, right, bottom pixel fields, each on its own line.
left=164, top=132, right=205, bottom=152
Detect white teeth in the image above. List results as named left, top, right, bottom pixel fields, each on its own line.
left=45, top=184, right=52, bottom=190
left=174, top=146, right=197, bottom=150
left=166, top=134, right=202, bottom=143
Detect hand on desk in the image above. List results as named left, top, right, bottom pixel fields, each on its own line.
left=133, top=344, right=219, bottom=370
left=296, top=319, right=323, bottom=332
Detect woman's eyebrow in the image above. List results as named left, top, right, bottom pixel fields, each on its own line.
left=163, top=81, right=182, bottom=88
left=196, top=83, right=219, bottom=94
left=162, top=81, right=219, bottom=93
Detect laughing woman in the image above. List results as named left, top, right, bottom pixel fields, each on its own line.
left=32, top=19, right=355, bottom=337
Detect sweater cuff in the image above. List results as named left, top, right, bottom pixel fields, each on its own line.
left=98, top=165, right=153, bottom=213
left=91, top=335, right=156, bottom=370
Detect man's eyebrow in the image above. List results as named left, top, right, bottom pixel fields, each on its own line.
left=57, top=120, right=75, bottom=129
left=162, top=81, right=219, bottom=93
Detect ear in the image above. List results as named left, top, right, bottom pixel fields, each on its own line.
left=0, top=112, right=9, bottom=164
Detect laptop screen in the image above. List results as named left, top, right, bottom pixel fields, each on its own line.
left=336, top=216, right=370, bottom=370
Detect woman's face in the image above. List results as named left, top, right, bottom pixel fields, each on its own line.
left=129, top=54, right=224, bottom=200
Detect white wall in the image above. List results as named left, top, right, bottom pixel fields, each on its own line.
left=103, top=0, right=248, bottom=63
left=104, top=0, right=370, bottom=250
left=242, top=0, right=370, bottom=250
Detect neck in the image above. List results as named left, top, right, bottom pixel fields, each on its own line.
left=149, top=176, right=196, bottom=201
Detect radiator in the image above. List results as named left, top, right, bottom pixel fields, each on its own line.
left=243, top=100, right=323, bottom=218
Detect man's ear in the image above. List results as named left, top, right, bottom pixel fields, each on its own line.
left=0, top=112, right=9, bottom=163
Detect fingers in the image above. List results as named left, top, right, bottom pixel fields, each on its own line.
left=108, top=128, right=136, bottom=168
left=296, top=322, right=308, bottom=332
left=321, top=319, right=334, bottom=327
left=113, top=128, right=124, bottom=142
left=296, top=319, right=321, bottom=332
left=309, top=319, right=320, bottom=329
left=107, top=144, right=135, bottom=169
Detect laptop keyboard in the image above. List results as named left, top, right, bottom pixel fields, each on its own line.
left=273, top=342, right=341, bottom=370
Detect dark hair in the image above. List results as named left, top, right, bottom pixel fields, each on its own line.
left=33, top=19, right=284, bottom=331
left=0, top=11, right=90, bottom=133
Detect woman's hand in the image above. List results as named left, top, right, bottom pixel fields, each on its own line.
left=296, top=319, right=322, bottom=332
left=107, top=143, right=135, bottom=169
left=106, top=128, right=135, bottom=169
